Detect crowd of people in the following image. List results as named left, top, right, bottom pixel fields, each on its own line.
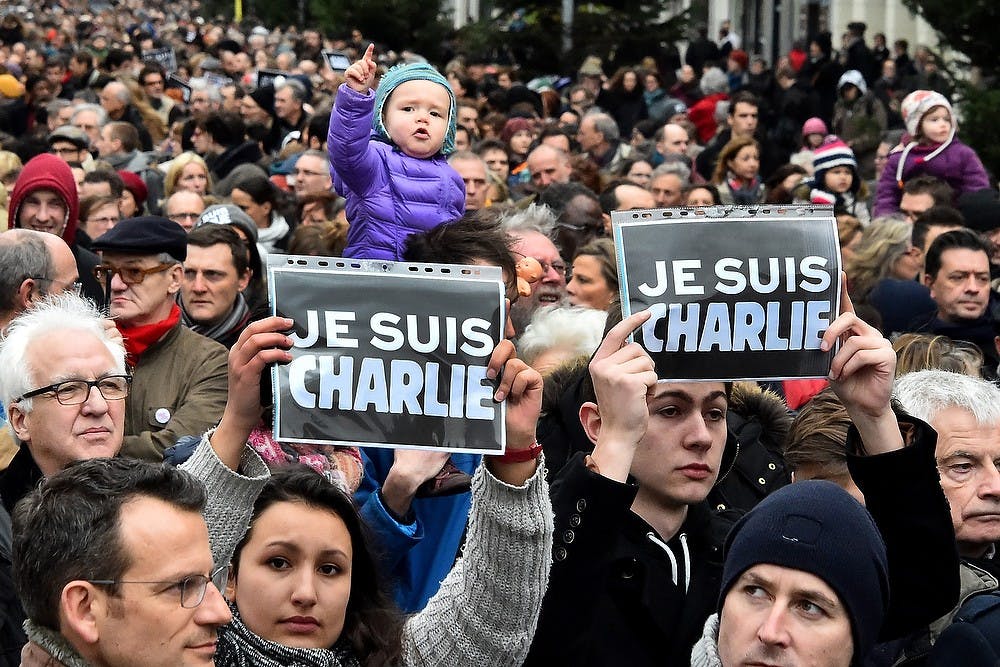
left=1, top=2, right=1000, bottom=666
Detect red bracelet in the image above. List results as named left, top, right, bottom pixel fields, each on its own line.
left=491, top=441, right=543, bottom=463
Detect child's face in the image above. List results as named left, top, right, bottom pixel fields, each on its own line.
left=824, top=166, right=853, bottom=194
left=382, top=79, right=452, bottom=159
left=807, top=133, right=824, bottom=148
left=509, top=129, right=534, bottom=155
left=921, top=106, right=952, bottom=144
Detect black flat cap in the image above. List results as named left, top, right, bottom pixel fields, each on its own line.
left=91, top=216, right=187, bottom=262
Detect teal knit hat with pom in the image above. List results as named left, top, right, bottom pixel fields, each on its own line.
left=371, top=62, right=457, bottom=156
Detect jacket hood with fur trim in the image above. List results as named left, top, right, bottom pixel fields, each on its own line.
left=7, top=153, right=79, bottom=244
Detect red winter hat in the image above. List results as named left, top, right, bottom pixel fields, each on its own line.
left=728, top=49, right=749, bottom=71
left=117, top=171, right=148, bottom=208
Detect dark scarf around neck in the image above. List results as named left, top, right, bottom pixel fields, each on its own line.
left=180, top=293, right=251, bottom=345
left=215, top=602, right=361, bottom=667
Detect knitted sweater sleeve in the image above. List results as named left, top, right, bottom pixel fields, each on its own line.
left=400, top=459, right=554, bottom=666
left=179, top=432, right=270, bottom=567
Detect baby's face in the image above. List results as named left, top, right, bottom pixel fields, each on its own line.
left=382, top=80, right=451, bottom=159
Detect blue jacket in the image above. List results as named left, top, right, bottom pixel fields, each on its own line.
left=355, top=447, right=481, bottom=612
left=328, top=84, right=465, bottom=260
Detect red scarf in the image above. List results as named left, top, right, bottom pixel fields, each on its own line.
left=118, top=303, right=181, bottom=362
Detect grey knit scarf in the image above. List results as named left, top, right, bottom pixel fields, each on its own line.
left=690, top=613, right=723, bottom=667
left=179, top=292, right=251, bottom=344
left=215, top=603, right=361, bottom=667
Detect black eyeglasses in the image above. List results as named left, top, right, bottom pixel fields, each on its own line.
left=14, top=375, right=131, bottom=405
left=89, top=565, right=230, bottom=609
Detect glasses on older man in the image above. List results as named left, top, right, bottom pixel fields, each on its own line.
left=93, top=262, right=175, bottom=286
left=31, top=275, right=83, bottom=296
left=89, top=565, right=230, bottom=609
left=13, top=374, right=131, bottom=405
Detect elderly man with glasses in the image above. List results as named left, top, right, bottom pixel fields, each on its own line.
left=90, top=216, right=228, bottom=463
left=0, top=294, right=274, bottom=665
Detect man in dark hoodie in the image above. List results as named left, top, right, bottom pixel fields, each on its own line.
left=6, top=154, right=103, bottom=306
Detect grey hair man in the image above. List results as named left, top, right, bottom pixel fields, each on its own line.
left=98, top=80, right=153, bottom=151
left=656, top=123, right=691, bottom=159
left=70, top=103, right=108, bottom=149
left=188, top=79, right=223, bottom=118
left=292, top=149, right=333, bottom=198
left=4, top=301, right=277, bottom=667
left=576, top=111, right=631, bottom=174
left=0, top=229, right=79, bottom=332
left=526, top=144, right=573, bottom=190
left=649, top=160, right=691, bottom=207
left=90, top=217, right=228, bottom=462
left=501, top=204, right=567, bottom=335
left=895, top=370, right=1000, bottom=560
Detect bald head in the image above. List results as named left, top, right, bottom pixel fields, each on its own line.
left=527, top=144, right=573, bottom=189
left=99, top=80, right=130, bottom=119
left=658, top=124, right=690, bottom=156
left=0, top=229, right=79, bottom=327
left=165, top=191, right=207, bottom=232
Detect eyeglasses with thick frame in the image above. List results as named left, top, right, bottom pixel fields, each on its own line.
left=89, top=565, right=230, bottom=609
left=13, top=374, right=132, bottom=406
left=93, top=262, right=175, bottom=286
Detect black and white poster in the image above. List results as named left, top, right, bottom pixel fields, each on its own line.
left=142, top=47, right=177, bottom=74
left=612, top=206, right=841, bottom=381
left=322, top=50, right=351, bottom=73
left=256, top=68, right=288, bottom=90
left=268, top=256, right=507, bottom=453
left=166, top=74, right=191, bottom=103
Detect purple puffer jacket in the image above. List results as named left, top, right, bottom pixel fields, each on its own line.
left=873, top=139, right=989, bottom=218
left=328, top=84, right=465, bottom=260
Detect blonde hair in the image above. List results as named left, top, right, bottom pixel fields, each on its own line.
left=893, top=333, right=984, bottom=377
left=845, top=216, right=912, bottom=302
left=0, top=151, right=22, bottom=182
left=164, top=152, right=214, bottom=198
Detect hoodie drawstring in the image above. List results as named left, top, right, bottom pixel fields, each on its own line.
left=646, top=531, right=692, bottom=593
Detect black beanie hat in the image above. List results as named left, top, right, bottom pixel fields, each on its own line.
left=248, top=85, right=275, bottom=114
left=719, top=480, right=890, bottom=664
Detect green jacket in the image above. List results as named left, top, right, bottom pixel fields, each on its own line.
left=121, top=323, right=228, bottom=462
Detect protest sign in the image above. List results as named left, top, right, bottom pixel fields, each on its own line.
left=204, top=72, right=232, bottom=89
left=166, top=75, right=191, bottom=103
left=612, top=206, right=841, bottom=381
left=256, top=68, right=288, bottom=89
left=268, top=256, right=507, bottom=453
left=142, top=47, right=177, bottom=74
left=322, top=49, right=351, bottom=73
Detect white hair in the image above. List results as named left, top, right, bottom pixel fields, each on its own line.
left=517, top=305, right=607, bottom=368
left=71, top=103, right=107, bottom=126
left=700, top=67, right=730, bottom=96
left=652, top=159, right=691, bottom=183
left=894, top=370, right=1000, bottom=426
left=500, top=202, right=558, bottom=240
left=0, top=293, right=126, bottom=414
